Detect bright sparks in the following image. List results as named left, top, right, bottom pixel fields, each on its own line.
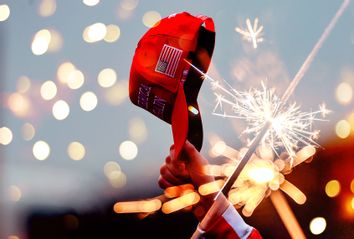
left=212, top=81, right=328, bottom=161
left=235, top=18, right=264, bottom=49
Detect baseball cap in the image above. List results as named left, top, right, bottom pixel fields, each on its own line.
left=129, top=12, right=215, bottom=157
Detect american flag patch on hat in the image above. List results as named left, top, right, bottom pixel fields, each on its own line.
left=155, top=44, right=182, bottom=78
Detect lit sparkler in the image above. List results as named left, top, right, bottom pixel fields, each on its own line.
left=235, top=17, right=264, bottom=48
left=212, top=81, right=330, bottom=163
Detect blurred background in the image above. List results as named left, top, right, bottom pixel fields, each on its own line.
left=0, top=0, right=353, bottom=238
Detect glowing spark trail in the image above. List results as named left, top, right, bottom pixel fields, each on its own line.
left=235, top=17, right=264, bottom=48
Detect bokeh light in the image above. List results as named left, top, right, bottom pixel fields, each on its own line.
left=309, top=217, right=327, bottom=235
left=210, top=140, right=226, bottom=157
left=351, top=179, right=354, bottom=193
left=57, top=62, right=76, bottom=84
left=22, top=123, right=35, bottom=141
left=335, top=82, right=353, bottom=105
left=119, top=140, right=138, bottom=160
left=142, top=11, right=161, bottom=28
left=98, top=68, right=117, bottom=88
left=83, top=22, right=107, bottom=43
left=47, top=29, right=63, bottom=52
left=0, top=127, right=13, bottom=145
left=7, top=93, right=31, bottom=117
left=32, top=140, right=50, bottom=160
left=108, top=171, right=127, bottom=188
left=335, top=119, right=351, bottom=139
left=8, top=185, right=22, bottom=202
left=38, top=0, right=57, bottom=17
left=104, top=24, right=121, bottom=43
left=114, top=199, right=161, bottom=214
left=8, top=235, right=19, bottom=239
left=104, top=80, right=128, bottom=105
left=104, top=161, right=121, bottom=177
left=128, top=118, right=147, bottom=143
left=120, top=0, right=139, bottom=11
left=83, top=0, right=100, bottom=7
left=67, top=141, right=86, bottom=161
left=80, top=91, right=98, bottom=111
left=0, top=4, right=10, bottom=21
left=325, top=180, right=341, bottom=198
left=347, top=112, right=354, bottom=134
left=103, top=161, right=126, bottom=188
left=67, top=70, right=85, bottom=89
left=40, top=80, right=57, bottom=100
left=248, top=166, right=275, bottom=184
left=52, top=100, right=70, bottom=120
left=31, top=29, right=52, bottom=55
left=16, top=76, right=31, bottom=93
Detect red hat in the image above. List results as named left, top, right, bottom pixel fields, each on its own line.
left=129, top=12, right=215, bottom=157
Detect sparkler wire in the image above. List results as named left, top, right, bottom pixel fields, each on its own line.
left=190, top=1, right=350, bottom=238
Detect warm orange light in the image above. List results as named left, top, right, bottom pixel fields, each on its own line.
left=292, top=146, right=316, bottom=167
left=114, top=199, right=161, bottom=214
left=280, top=180, right=307, bottom=205
left=164, top=184, right=194, bottom=198
left=325, top=180, right=341, bottom=198
left=198, top=180, right=224, bottom=196
left=162, top=192, right=200, bottom=214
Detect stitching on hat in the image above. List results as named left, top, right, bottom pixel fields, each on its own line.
left=155, top=44, right=183, bottom=78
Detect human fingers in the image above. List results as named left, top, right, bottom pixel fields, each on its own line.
left=168, top=144, right=189, bottom=178
left=160, top=164, right=188, bottom=186
left=158, top=175, right=175, bottom=189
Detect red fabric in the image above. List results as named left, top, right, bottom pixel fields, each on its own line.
left=171, top=82, right=188, bottom=158
left=204, top=217, right=263, bottom=239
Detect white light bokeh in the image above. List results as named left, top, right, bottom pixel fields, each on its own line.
left=309, top=217, right=327, bottom=235
left=0, top=4, right=10, bottom=21
left=52, top=100, right=70, bottom=120
left=335, top=119, right=351, bottom=139
left=104, top=24, right=121, bottom=43
left=7, top=93, right=31, bottom=117
left=335, top=82, right=353, bottom=105
left=119, top=140, right=138, bottom=160
left=98, top=68, right=117, bottom=88
left=57, top=62, right=76, bottom=84
left=67, top=141, right=86, bottom=161
left=40, top=80, right=57, bottom=100
left=80, top=91, right=98, bottom=111
left=83, top=22, right=107, bottom=43
left=83, top=0, right=100, bottom=7
left=67, top=70, right=85, bottom=89
left=31, top=29, right=52, bottom=55
left=0, top=127, right=13, bottom=145
left=142, top=11, right=161, bottom=28
left=33, top=140, right=51, bottom=160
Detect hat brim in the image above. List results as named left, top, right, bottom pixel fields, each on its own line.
left=171, top=79, right=203, bottom=158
